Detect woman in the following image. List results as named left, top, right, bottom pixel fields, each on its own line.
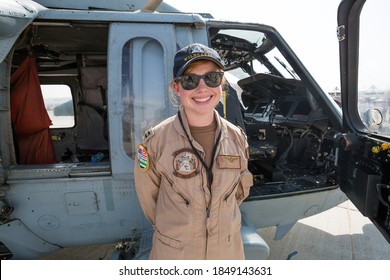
left=134, top=43, right=253, bottom=260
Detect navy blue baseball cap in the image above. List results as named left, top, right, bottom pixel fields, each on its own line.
left=173, top=43, right=224, bottom=78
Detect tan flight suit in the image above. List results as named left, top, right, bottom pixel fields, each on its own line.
left=134, top=108, right=253, bottom=259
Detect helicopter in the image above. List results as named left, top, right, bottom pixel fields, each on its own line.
left=0, top=0, right=388, bottom=260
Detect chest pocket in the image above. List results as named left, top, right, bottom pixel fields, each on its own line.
left=213, top=155, right=243, bottom=241
left=215, top=154, right=242, bottom=205
left=155, top=173, right=195, bottom=241
left=160, top=173, right=191, bottom=206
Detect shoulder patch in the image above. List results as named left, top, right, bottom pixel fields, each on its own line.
left=142, top=128, right=155, bottom=143
left=137, top=144, right=149, bottom=172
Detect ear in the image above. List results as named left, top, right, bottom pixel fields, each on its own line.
left=173, top=81, right=181, bottom=96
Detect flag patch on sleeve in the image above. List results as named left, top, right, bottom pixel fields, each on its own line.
left=137, top=144, right=149, bottom=172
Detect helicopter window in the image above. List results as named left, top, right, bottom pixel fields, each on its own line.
left=358, top=0, right=390, bottom=135
left=121, top=38, right=166, bottom=159
left=41, top=84, right=75, bottom=128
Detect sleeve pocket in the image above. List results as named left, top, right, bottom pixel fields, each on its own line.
left=236, top=170, right=253, bottom=205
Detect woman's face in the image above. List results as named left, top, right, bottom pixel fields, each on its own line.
left=173, top=61, right=223, bottom=121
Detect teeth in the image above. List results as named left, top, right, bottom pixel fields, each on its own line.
left=194, top=96, right=211, bottom=102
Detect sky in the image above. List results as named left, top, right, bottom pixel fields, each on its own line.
left=164, top=0, right=343, bottom=92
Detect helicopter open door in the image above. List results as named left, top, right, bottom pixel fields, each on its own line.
left=337, top=0, right=390, bottom=242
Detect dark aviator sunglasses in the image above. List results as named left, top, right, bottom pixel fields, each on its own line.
left=175, top=72, right=224, bottom=90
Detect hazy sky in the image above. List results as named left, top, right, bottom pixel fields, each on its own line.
left=165, top=0, right=342, bottom=92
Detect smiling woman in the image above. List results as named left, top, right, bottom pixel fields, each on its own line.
left=134, top=43, right=253, bottom=260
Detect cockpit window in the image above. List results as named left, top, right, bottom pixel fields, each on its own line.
left=210, top=26, right=313, bottom=126
left=210, top=28, right=298, bottom=80
left=357, top=0, right=390, bottom=135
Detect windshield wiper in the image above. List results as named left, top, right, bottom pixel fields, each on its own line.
left=274, top=56, right=299, bottom=79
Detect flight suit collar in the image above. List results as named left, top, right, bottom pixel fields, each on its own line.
left=173, top=108, right=226, bottom=143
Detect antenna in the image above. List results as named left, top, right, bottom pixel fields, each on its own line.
left=141, top=0, right=163, bottom=12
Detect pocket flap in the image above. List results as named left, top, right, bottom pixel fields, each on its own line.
left=155, top=230, right=184, bottom=249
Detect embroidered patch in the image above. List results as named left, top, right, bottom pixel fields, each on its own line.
left=217, top=155, right=241, bottom=169
left=137, top=144, right=149, bottom=172
left=173, top=148, right=199, bottom=179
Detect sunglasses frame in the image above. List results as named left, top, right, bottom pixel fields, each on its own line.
left=175, top=72, right=224, bottom=90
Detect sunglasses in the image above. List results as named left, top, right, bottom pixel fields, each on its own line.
left=175, top=72, right=224, bottom=90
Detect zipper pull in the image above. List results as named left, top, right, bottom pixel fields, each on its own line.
left=206, top=207, right=210, bottom=218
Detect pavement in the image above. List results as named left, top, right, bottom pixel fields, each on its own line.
left=259, top=200, right=390, bottom=260
left=41, top=200, right=390, bottom=260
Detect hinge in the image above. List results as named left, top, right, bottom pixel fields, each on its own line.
left=337, top=25, right=346, bottom=41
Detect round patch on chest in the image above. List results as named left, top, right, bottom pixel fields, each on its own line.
left=173, top=148, right=199, bottom=179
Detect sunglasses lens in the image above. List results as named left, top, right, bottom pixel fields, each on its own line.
left=204, top=72, right=223, bottom=87
left=180, top=75, right=200, bottom=90
left=177, top=72, right=224, bottom=90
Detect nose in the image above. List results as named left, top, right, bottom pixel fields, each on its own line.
left=196, top=77, right=208, bottom=90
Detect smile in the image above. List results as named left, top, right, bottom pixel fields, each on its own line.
left=193, top=96, right=212, bottom=103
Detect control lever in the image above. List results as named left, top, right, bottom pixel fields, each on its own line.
left=333, top=133, right=344, bottom=166
left=333, top=133, right=361, bottom=166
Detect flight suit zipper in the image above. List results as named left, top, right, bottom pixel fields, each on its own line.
left=175, top=188, right=190, bottom=207
left=223, top=180, right=239, bottom=202
left=162, top=173, right=190, bottom=207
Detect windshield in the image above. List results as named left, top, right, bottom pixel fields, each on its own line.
left=210, top=28, right=298, bottom=80
left=208, top=25, right=327, bottom=127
